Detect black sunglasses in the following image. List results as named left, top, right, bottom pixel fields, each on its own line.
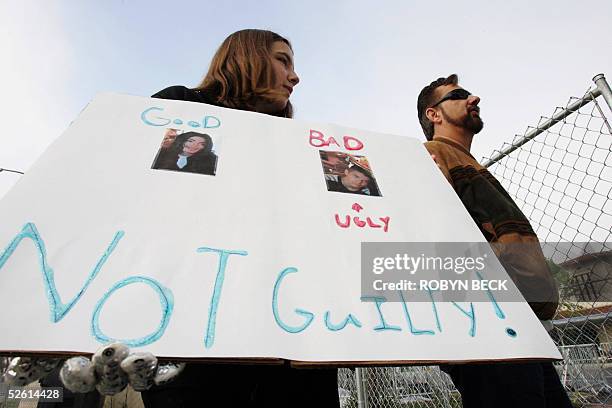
left=430, top=88, right=471, bottom=108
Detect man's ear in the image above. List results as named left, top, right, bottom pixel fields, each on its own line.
left=425, top=107, right=441, bottom=125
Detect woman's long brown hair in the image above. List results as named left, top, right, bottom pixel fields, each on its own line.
left=195, top=29, right=294, bottom=118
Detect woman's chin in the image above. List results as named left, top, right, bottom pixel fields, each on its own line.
left=255, top=98, right=288, bottom=115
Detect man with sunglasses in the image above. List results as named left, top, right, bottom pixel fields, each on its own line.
left=417, top=74, right=572, bottom=408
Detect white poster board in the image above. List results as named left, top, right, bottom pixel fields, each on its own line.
left=0, top=93, right=560, bottom=363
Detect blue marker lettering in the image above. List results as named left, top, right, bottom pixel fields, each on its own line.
left=91, top=276, right=174, bottom=347
left=427, top=289, right=442, bottom=332
left=361, top=296, right=401, bottom=332
left=197, top=247, right=248, bottom=349
left=399, top=292, right=434, bottom=335
left=203, top=116, right=221, bottom=129
left=324, top=311, right=362, bottom=331
left=0, top=223, right=123, bottom=322
left=452, top=302, right=476, bottom=337
left=272, top=267, right=314, bottom=333
left=141, top=107, right=171, bottom=127
left=140, top=107, right=221, bottom=129
left=475, top=271, right=505, bottom=319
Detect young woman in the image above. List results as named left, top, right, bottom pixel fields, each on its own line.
left=152, top=29, right=299, bottom=117
left=143, top=29, right=339, bottom=407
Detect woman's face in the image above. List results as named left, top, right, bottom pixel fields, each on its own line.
left=255, top=41, right=299, bottom=114
left=182, top=136, right=206, bottom=156
left=161, top=129, right=178, bottom=148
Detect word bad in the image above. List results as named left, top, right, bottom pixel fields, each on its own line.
left=309, top=129, right=364, bottom=151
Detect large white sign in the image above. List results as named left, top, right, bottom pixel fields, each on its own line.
left=0, top=94, right=560, bottom=363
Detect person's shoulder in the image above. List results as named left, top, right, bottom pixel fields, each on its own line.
left=423, top=139, right=456, bottom=180
left=424, top=139, right=451, bottom=156
left=151, top=86, right=211, bottom=104
left=424, top=140, right=441, bottom=146
left=151, top=85, right=195, bottom=101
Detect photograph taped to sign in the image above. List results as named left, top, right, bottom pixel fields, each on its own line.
left=151, top=128, right=219, bottom=176
left=320, top=151, right=382, bottom=197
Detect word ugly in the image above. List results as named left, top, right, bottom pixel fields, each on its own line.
left=335, top=203, right=390, bottom=232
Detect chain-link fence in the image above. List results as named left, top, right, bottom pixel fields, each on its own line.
left=486, top=74, right=612, bottom=408
left=338, top=366, right=461, bottom=408
left=339, top=73, right=612, bottom=408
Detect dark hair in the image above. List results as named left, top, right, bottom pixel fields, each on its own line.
left=195, top=29, right=294, bottom=118
left=346, top=165, right=371, bottom=178
left=417, top=74, right=458, bottom=140
left=173, top=131, right=214, bottom=157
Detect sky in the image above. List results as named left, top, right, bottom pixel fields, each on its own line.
left=0, top=0, right=610, bottom=199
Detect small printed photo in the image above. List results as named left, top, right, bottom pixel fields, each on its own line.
left=320, top=151, right=381, bottom=197
left=151, top=129, right=218, bottom=176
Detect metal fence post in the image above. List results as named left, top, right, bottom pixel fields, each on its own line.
left=593, top=73, right=612, bottom=111
left=355, top=367, right=369, bottom=408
